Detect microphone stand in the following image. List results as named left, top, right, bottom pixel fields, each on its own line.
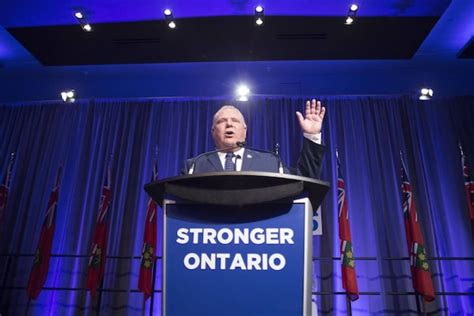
left=236, top=141, right=284, bottom=174
left=188, top=143, right=244, bottom=174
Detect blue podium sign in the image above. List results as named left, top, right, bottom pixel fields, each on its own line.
left=163, top=198, right=313, bottom=316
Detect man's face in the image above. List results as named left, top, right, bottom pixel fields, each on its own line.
left=212, top=107, right=247, bottom=151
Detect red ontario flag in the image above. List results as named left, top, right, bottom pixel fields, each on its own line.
left=400, top=159, right=435, bottom=302
left=26, top=166, right=62, bottom=299
left=86, top=162, right=112, bottom=297
left=138, top=160, right=158, bottom=300
left=461, top=148, right=474, bottom=239
left=336, top=156, right=359, bottom=301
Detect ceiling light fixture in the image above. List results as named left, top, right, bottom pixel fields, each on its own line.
left=345, top=4, right=359, bottom=25
left=61, top=90, right=76, bottom=103
left=419, top=88, right=434, bottom=100
left=236, top=84, right=250, bottom=102
left=82, top=24, right=92, bottom=32
left=74, top=11, right=92, bottom=32
left=163, top=9, right=176, bottom=29
left=255, top=5, right=264, bottom=26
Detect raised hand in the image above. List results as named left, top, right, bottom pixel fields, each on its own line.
left=295, top=99, right=326, bottom=134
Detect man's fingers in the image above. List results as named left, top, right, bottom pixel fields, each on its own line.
left=305, top=99, right=324, bottom=119
left=319, top=106, right=326, bottom=119
left=296, top=111, right=305, bottom=125
left=315, top=100, right=321, bottom=113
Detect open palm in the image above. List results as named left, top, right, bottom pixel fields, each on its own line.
left=296, top=99, right=326, bottom=134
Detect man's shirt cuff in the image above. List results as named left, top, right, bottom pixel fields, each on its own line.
left=303, top=132, right=322, bottom=144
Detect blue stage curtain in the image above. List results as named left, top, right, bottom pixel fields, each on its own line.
left=0, top=96, right=473, bottom=315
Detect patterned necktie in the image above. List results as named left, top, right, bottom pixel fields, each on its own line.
left=225, top=152, right=235, bottom=171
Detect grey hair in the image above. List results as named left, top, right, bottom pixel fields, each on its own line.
left=212, top=105, right=247, bottom=128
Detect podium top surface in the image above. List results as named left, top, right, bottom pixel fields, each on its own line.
left=144, top=171, right=330, bottom=206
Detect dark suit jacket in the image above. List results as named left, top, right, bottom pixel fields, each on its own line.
left=184, top=138, right=324, bottom=178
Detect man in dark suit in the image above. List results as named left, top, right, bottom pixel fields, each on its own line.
left=184, top=99, right=326, bottom=178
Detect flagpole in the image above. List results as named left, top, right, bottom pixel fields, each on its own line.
left=149, top=147, right=159, bottom=316
left=25, top=298, right=31, bottom=316
left=141, top=296, right=146, bottom=316
left=0, top=152, right=15, bottom=225
left=340, top=149, right=351, bottom=316
left=460, top=142, right=474, bottom=240
left=415, top=293, right=421, bottom=314
left=95, top=156, right=112, bottom=316
left=345, top=295, right=352, bottom=316
left=0, top=254, right=12, bottom=304
left=96, top=278, right=104, bottom=316
left=149, top=256, right=158, bottom=316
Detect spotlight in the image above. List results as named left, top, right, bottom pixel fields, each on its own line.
left=238, top=96, right=249, bottom=102
left=236, top=84, right=250, bottom=102
left=74, top=11, right=92, bottom=32
left=419, top=88, right=434, bottom=100
left=61, top=90, right=76, bottom=103
left=82, top=24, right=92, bottom=32
left=254, top=5, right=264, bottom=26
left=237, top=85, right=250, bottom=96
left=345, top=4, right=359, bottom=25
left=164, top=8, right=176, bottom=29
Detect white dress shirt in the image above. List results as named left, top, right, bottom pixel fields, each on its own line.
left=216, top=133, right=321, bottom=171
left=217, top=147, right=245, bottom=171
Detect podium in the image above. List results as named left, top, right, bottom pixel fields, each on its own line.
left=145, top=171, right=329, bottom=316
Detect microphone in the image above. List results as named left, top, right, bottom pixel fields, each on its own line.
left=237, top=142, right=284, bottom=174
left=187, top=142, right=245, bottom=174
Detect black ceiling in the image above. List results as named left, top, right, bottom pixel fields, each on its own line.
left=8, top=16, right=439, bottom=66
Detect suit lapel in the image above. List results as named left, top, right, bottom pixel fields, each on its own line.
left=241, top=149, right=255, bottom=171
left=207, top=153, right=224, bottom=171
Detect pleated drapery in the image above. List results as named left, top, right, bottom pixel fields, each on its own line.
left=0, top=96, right=473, bottom=315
